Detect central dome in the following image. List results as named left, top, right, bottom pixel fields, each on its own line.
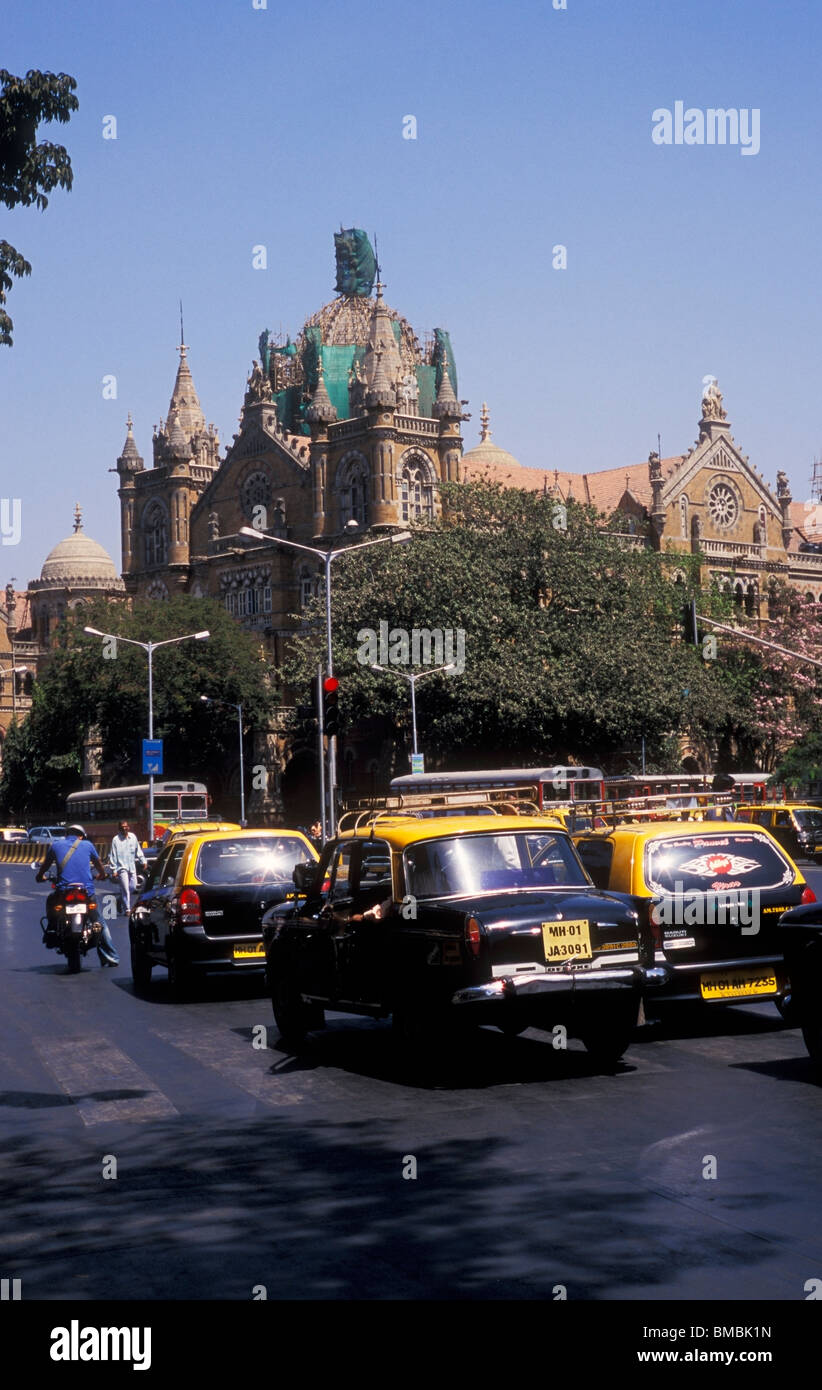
left=36, top=506, right=123, bottom=588
left=300, top=294, right=423, bottom=371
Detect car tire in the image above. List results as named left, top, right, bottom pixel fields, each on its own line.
left=271, top=974, right=322, bottom=1044
left=578, top=1002, right=637, bottom=1070
left=130, top=937, right=153, bottom=993
left=801, top=1015, right=822, bottom=1069
left=166, top=949, right=192, bottom=1000
left=775, top=992, right=800, bottom=1026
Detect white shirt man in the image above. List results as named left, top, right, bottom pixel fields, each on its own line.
left=108, top=820, right=147, bottom=914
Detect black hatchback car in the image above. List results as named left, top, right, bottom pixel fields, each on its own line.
left=129, top=828, right=318, bottom=995
left=261, top=814, right=669, bottom=1068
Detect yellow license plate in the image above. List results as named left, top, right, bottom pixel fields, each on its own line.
left=541, top=919, right=592, bottom=962
left=233, top=944, right=265, bottom=960
left=700, top=967, right=778, bottom=1001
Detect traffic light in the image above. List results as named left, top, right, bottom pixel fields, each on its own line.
left=682, top=598, right=699, bottom=646
left=323, top=675, right=340, bottom=736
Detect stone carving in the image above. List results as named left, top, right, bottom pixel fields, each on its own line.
left=245, top=359, right=272, bottom=405
left=701, top=379, right=727, bottom=421
left=208, top=511, right=220, bottom=541
left=776, top=470, right=791, bottom=499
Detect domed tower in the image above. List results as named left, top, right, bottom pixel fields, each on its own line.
left=28, top=504, right=125, bottom=647
left=261, top=230, right=469, bottom=539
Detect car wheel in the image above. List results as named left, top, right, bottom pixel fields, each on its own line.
left=801, top=1014, right=822, bottom=1069
left=166, top=948, right=192, bottom=1000
left=130, top=937, right=153, bottom=993
left=578, top=1002, right=637, bottom=1069
left=271, top=974, right=321, bottom=1044
left=775, top=992, right=800, bottom=1026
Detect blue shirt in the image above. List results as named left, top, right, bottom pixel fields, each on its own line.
left=47, top=836, right=100, bottom=892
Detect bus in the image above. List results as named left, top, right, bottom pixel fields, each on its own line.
left=66, top=781, right=210, bottom=847
left=388, top=766, right=606, bottom=810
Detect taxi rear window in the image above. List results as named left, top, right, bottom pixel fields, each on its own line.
left=644, top=832, right=795, bottom=894
left=195, top=835, right=310, bottom=886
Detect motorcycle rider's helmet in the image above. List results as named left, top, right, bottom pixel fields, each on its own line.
left=66, top=824, right=86, bottom=838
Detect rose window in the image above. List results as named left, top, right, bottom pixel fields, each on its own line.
left=708, top=482, right=739, bottom=529
left=241, top=470, right=272, bottom=520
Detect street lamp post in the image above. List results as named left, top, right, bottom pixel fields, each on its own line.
left=239, top=525, right=411, bottom=835
left=84, top=627, right=210, bottom=842
left=370, top=663, right=456, bottom=761
left=200, top=695, right=245, bottom=826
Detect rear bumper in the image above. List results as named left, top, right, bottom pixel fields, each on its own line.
left=451, top=964, right=668, bottom=1009
left=650, top=953, right=787, bottom=1003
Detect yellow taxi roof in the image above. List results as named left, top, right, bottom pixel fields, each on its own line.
left=343, top=814, right=564, bottom=847
left=577, top=820, right=768, bottom=839
left=172, top=826, right=317, bottom=852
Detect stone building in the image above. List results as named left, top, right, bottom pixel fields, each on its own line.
left=463, top=380, right=822, bottom=616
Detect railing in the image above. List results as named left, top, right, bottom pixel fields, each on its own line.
left=394, top=415, right=438, bottom=436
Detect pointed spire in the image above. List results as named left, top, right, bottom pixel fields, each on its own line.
left=366, top=346, right=397, bottom=410
left=73, top=502, right=83, bottom=533
left=363, top=281, right=401, bottom=407
left=167, top=342, right=206, bottom=441
left=433, top=356, right=460, bottom=419
left=119, top=412, right=143, bottom=463
left=306, top=356, right=337, bottom=425
left=168, top=411, right=190, bottom=457
left=480, top=402, right=492, bottom=443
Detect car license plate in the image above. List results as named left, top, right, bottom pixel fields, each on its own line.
left=541, top=919, right=592, bottom=962
left=700, top=966, right=778, bottom=1001
left=70, top=903, right=87, bottom=914
left=233, top=943, right=265, bottom=960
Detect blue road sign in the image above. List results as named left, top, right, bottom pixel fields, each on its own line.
left=410, top=753, right=425, bottom=775
left=142, top=739, right=163, bottom=776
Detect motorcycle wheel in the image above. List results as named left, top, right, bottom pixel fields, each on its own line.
left=65, top=939, right=82, bottom=974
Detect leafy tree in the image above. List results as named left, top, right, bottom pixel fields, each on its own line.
left=0, top=596, right=275, bottom=820
left=0, top=69, right=78, bottom=346
left=282, top=481, right=725, bottom=778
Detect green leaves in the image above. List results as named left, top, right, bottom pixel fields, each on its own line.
left=0, top=69, right=78, bottom=345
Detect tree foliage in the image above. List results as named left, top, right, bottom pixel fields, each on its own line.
left=0, top=69, right=78, bottom=346
left=0, top=596, right=275, bottom=820
left=282, top=481, right=728, bottom=774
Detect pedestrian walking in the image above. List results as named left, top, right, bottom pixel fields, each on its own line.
left=108, top=819, right=147, bottom=917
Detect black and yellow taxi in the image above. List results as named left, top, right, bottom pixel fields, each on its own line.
left=572, top=820, right=815, bottom=1014
left=261, top=813, right=669, bottom=1069
left=735, top=803, right=822, bottom=863
left=129, top=827, right=318, bottom=995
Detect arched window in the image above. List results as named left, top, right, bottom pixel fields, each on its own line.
left=337, top=454, right=369, bottom=529
left=400, top=453, right=434, bottom=522
left=745, top=584, right=757, bottom=617
left=143, top=502, right=168, bottom=568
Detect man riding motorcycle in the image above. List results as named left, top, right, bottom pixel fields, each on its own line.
left=36, top=824, right=119, bottom=968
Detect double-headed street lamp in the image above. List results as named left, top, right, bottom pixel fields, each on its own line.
left=200, top=695, right=245, bottom=826
left=371, top=662, right=456, bottom=760
left=239, top=524, right=411, bottom=835
left=84, top=626, right=210, bottom=842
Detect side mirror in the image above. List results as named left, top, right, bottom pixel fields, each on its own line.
left=292, top=861, right=317, bottom=893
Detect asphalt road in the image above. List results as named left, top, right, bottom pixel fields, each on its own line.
left=2, top=860, right=822, bottom=1302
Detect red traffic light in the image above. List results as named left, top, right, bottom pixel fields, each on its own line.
left=323, top=676, right=339, bottom=693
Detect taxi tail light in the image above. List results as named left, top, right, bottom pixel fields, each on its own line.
left=179, top=888, right=202, bottom=925
left=464, top=916, right=482, bottom=957
left=801, top=886, right=817, bottom=905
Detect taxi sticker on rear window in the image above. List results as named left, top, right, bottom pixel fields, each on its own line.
left=677, top=852, right=760, bottom=878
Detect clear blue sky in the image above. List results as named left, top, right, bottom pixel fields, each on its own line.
left=2, top=0, right=821, bottom=584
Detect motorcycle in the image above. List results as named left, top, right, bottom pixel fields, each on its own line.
left=34, top=864, right=104, bottom=972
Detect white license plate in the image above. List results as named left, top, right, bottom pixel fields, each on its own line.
left=69, top=903, right=87, bottom=914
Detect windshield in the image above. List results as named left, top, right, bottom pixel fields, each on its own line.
left=403, top=831, right=589, bottom=898
left=195, top=835, right=311, bottom=886
left=644, top=832, right=795, bottom=894
left=794, top=811, right=822, bottom=830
